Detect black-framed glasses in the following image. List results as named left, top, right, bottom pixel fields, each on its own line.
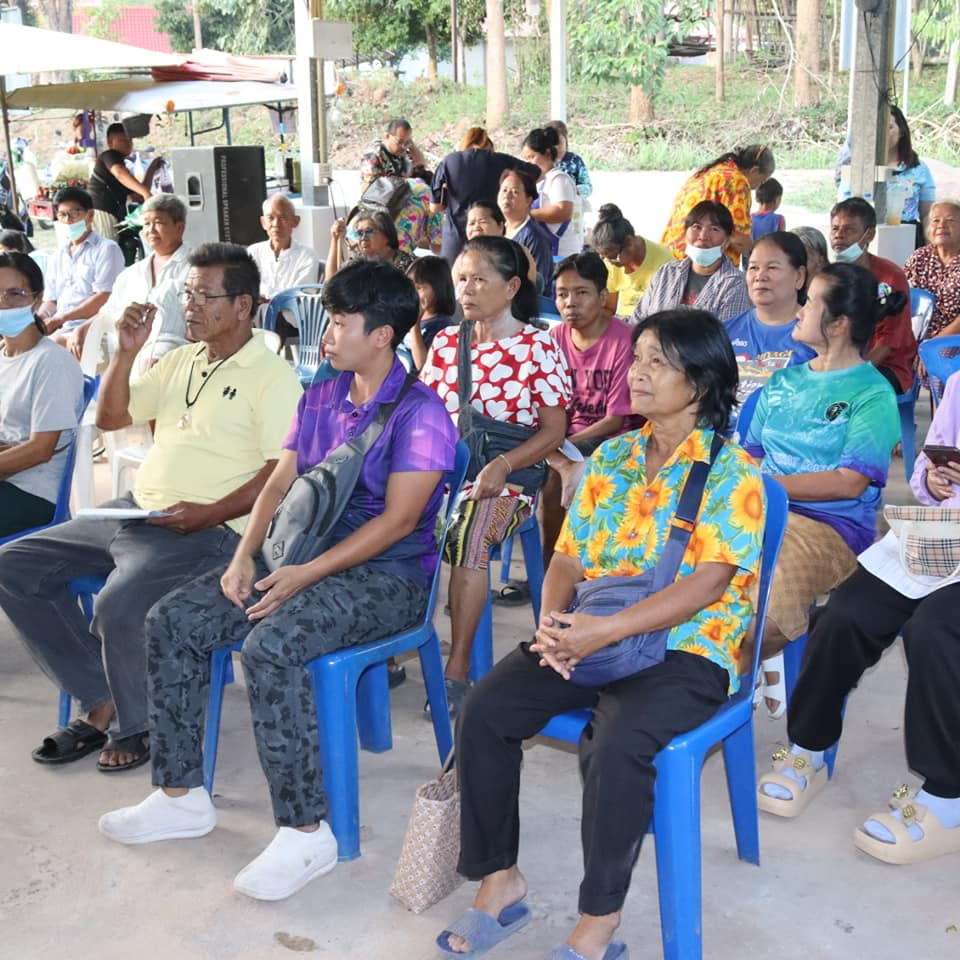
left=179, top=290, right=236, bottom=306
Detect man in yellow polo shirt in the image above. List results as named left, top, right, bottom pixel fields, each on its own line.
left=0, top=243, right=302, bottom=774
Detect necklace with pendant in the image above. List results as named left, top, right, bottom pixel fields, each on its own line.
left=178, top=349, right=229, bottom=429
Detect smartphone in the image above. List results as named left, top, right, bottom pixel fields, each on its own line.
left=923, top=444, right=960, bottom=467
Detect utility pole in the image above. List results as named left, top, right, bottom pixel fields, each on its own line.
left=848, top=0, right=895, bottom=221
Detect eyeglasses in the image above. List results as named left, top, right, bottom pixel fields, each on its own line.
left=356, top=228, right=381, bottom=239
left=56, top=208, right=87, bottom=223
left=179, top=290, right=235, bottom=306
left=0, top=287, right=32, bottom=303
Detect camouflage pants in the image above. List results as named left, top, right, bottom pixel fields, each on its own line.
left=144, top=559, right=427, bottom=827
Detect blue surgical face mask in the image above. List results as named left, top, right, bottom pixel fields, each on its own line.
left=686, top=244, right=724, bottom=268
left=55, top=218, right=89, bottom=247
left=0, top=305, right=37, bottom=337
left=833, top=241, right=864, bottom=263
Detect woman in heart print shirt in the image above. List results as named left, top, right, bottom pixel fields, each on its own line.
left=421, top=235, right=570, bottom=714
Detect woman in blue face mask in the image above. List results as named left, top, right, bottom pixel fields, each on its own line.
left=632, top=200, right=752, bottom=325
left=0, top=252, right=85, bottom=537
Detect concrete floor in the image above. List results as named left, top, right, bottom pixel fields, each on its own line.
left=2, top=423, right=958, bottom=960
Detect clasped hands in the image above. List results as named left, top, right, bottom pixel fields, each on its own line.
left=530, top=610, right=616, bottom=681
left=925, top=460, right=960, bottom=501
left=220, top=553, right=314, bottom=621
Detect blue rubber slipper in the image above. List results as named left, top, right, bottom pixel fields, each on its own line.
left=436, top=901, right=531, bottom=958
left=544, top=940, right=629, bottom=960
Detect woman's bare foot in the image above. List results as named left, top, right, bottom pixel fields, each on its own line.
left=566, top=911, right=622, bottom=960
left=446, top=866, right=528, bottom=953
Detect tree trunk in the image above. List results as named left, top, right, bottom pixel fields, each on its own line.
left=37, top=0, right=71, bottom=32
left=716, top=0, right=726, bottom=103
left=426, top=24, right=438, bottom=80
left=794, top=0, right=821, bottom=106
left=486, top=0, right=508, bottom=129
left=629, top=84, right=654, bottom=122
left=946, top=37, right=959, bottom=106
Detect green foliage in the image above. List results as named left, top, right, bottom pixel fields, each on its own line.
left=84, top=0, right=125, bottom=42
left=568, top=0, right=709, bottom=107
left=155, top=0, right=294, bottom=55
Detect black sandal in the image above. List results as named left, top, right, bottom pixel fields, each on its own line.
left=96, top=733, right=151, bottom=773
left=491, top=580, right=531, bottom=607
left=31, top=719, right=108, bottom=765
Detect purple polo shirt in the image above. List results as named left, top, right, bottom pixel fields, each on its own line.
left=283, top=357, right=458, bottom=587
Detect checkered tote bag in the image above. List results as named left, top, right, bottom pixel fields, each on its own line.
left=884, top=505, right=960, bottom=578
left=389, top=750, right=464, bottom=913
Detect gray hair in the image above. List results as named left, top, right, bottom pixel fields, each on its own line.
left=928, top=198, right=960, bottom=244
left=262, top=194, right=296, bottom=217
left=791, top=225, right=828, bottom=260
left=142, top=193, right=187, bottom=224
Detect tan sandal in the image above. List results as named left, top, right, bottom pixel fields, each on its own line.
left=853, top=785, right=960, bottom=865
left=757, top=747, right=829, bottom=818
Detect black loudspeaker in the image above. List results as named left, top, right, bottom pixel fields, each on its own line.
left=172, top=146, right=268, bottom=248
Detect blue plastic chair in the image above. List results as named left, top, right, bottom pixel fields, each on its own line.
left=918, top=335, right=960, bottom=406
left=56, top=574, right=107, bottom=725
left=782, top=628, right=843, bottom=777
left=0, top=375, right=98, bottom=550
left=537, top=294, right=560, bottom=320
left=910, top=287, right=936, bottom=341
left=202, top=442, right=471, bottom=860
left=469, top=511, right=545, bottom=682
left=263, top=283, right=328, bottom=387
left=537, top=477, right=788, bottom=960
left=897, top=381, right=919, bottom=482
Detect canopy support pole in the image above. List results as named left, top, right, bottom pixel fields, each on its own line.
left=0, top=77, right=20, bottom=213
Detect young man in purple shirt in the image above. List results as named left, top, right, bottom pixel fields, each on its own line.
left=98, top=259, right=457, bottom=902
left=543, top=251, right=635, bottom=563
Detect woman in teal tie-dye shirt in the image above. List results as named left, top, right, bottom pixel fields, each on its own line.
left=744, top=263, right=904, bottom=715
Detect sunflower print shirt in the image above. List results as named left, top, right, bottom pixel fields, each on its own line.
left=555, top=423, right=765, bottom=692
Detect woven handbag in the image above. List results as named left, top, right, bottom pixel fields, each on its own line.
left=884, top=505, right=960, bottom=578
left=389, top=751, right=464, bottom=913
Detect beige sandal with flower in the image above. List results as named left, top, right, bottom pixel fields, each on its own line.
left=757, top=747, right=829, bottom=818
left=854, top=785, right=960, bottom=865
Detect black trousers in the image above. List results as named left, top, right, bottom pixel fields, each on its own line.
left=788, top=565, right=960, bottom=798
left=457, top=645, right=728, bottom=916
left=0, top=481, right=54, bottom=538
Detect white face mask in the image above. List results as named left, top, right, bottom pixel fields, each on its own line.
left=833, top=241, right=864, bottom=263
left=686, top=244, right=724, bottom=268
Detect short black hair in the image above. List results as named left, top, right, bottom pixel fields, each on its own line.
left=815, top=262, right=908, bottom=349
left=830, top=196, right=876, bottom=230
left=188, top=242, right=260, bottom=307
left=54, top=187, right=93, bottom=211
left=322, top=259, right=419, bottom=349
left=632, top=309, right=738, bottom=433
left=408, top=255, right=456, bottom=317
left=106, top=122, right=127, bottom=139
left=554, top=251, right=608, bottom=295
left=684, top=200, right=734, bottom=235
left=386, top=117, right=411, bottom=135
left=756, top=177, right=783, bottom=205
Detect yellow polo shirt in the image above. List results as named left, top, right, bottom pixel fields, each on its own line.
left=604, top=239, right=675, bottom=318
left=128, top=331, right=302, bottom=533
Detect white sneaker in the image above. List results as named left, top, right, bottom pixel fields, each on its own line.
left=98, top=787, right=217, bottom=845
left=233, top=822, right=338, bottom=901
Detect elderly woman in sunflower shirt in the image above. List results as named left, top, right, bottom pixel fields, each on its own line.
left=436, top=308, right=764, bottom=960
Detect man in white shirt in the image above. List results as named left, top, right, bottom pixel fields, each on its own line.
left=62, top=194, right=193, bottom=367
left=39, top=187, right=124, bottom=335
left=248, top=194, right=322, bottom=303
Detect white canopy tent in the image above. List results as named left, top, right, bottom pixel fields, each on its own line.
left=6, top=77, right=297, bottom=114
left=0, top=24, right=185, bottom=210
